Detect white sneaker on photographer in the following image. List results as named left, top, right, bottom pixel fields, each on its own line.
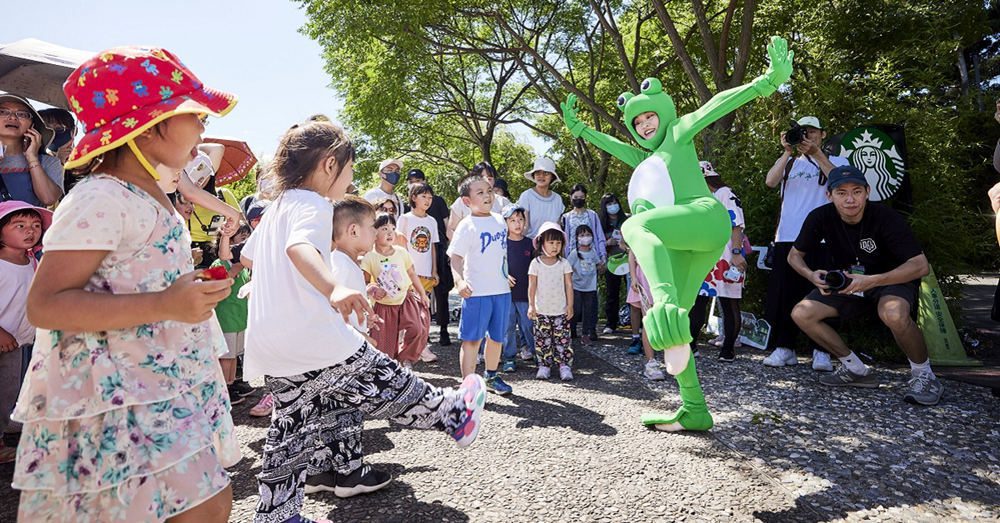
left=763, top=347, right=797, bottom=367
left=811, top=350, right=833, bottom=372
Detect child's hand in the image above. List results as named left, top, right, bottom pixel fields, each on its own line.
left=597, top=263, right=607, bottom=274
left=330, top=286, right=375, bottom=325
left=631, top=279, right=641, bottom=293
left=367, top=284, right=387, bottom=301
left=456, top=279, right=473, bottom=299
left=527, top=306, right=537, bottom=320
left=0, top=329, right=17, bottom=353
left=565, top=305, right=574, bottom=321
left=507, top=275, right=517, bottom=288
left=161, top=271, right=233, bottom=323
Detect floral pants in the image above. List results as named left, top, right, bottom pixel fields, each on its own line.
left=534, top=314, right=573, bottom=368
left=254, top=342, right=468, bottom=523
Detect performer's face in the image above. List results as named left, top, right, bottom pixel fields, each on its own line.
left=632, top=112, right=659, bottom=140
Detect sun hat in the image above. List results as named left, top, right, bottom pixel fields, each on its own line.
left=62, top=47, right=238, bottom=177
left=379, top=158, right=403, bottom=172
left=0, top=200, right=54, bottom=234
left=532, top=221, right=567, bottom=249
left=522, top=157, right=560, bottom=183
left=0, top=94, right=54, bottom=151
left=699, top=160, right=720, bottom=178
left=796, top=116, right=823, bottom=130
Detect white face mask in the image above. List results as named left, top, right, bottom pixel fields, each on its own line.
left=578, top=235, right=593, bottom=246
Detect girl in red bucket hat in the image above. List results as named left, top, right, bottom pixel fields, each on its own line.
left=11, top=47, right=241, bottom=523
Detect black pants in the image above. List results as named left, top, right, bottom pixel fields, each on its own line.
left=689, top=295, right=742, bottom=352
left=604, top=271, right=624, bottom=330
left=571, top=290, right=598, bottom=337
left=764, top=241, right=827, bottom=351
left=433, top=242, right=454, bottom=329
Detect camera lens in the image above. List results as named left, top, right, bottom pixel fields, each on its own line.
left=823, top=271, right=850, bottom=291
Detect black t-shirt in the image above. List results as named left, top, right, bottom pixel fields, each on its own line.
left=508, top=237, right=534, bottom=302
left=794, top=202, right=922, bottom=276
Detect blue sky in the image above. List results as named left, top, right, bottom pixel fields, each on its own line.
left=6, top=0, right=546, bottom=163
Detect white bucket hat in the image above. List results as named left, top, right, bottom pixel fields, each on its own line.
left=523, top=157, right=560, bottom=183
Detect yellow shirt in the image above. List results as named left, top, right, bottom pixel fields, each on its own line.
left=188, top=187, right=240, bottom=243
left=361, top=246, right=414, bottom=306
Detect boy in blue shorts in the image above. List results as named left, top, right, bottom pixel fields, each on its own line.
left=448, top=174, right=513, bottom=395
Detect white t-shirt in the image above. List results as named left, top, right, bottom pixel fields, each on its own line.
left=396, top=212, right=440, bottom=277
left=330, top=249, right=368, bottom=333
left=775, top=155, right=849, bottom=242
left=450, top=194, right=510, bottom=224
left=242, top=189, right=365, bottom=379
left=446, top=213, right=510, bottom=297
left=528, top=257, right=572, bottom=316
left=0, top=259, right=36, bottom=346
left=363, top=187, right=402, bottom=217
left=517, top=189, right=564, bottom=238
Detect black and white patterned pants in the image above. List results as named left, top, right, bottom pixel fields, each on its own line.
left=254, top=342, right=467, bottom=523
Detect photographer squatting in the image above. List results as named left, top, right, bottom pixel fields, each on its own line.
left=787, top=165, right=944, bottom=405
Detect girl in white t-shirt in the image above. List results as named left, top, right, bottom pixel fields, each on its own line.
left=528, top=222, right=575, bottom=381
left=242, top=121, right=486, bottom=522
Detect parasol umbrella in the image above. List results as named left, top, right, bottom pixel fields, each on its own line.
left=0, top=38, right=93, bottom=108
left=204, top=137, right=258, bottom=186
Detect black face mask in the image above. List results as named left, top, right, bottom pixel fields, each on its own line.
left=571, top=198, right=586, bottom=208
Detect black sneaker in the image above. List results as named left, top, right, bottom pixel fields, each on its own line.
left=230, top=380, right=255, bottom=397
left=226, top=385, right=246, bottom=405
left=439, top=329, right=452, bottom=347
left=718, top=347, right=736, bottom=362
left=303, top=471, right=337, bottom=495
left=334, top=465, right=392, bottom=498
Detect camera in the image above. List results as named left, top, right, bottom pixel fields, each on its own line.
left=784, top=121, right=805, bottom=146
left=823, top=270, right=851, bottom=292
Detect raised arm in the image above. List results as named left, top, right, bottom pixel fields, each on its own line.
left=674, top=36, right=793, bottom=144
left=562, top=94, right=649, bottom=169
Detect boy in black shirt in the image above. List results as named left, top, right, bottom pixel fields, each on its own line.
left=788, top=165, right=943, bottom=405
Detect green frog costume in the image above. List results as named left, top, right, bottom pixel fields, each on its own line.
left=561, top=37, right=793, bottom=431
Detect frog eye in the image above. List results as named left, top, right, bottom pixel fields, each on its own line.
left=616, top=92, right=634, bottom=109
left=640, top=78, right=662, bottom=94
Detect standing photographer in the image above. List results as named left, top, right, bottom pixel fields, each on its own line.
left=787, top=165, right=941, bottom=406
left=762, top=116, right=850, bottom=372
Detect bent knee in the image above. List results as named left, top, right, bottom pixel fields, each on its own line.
left=791, top=299, right=834, bottom=326
left=878, top=299, right=912, bottom=329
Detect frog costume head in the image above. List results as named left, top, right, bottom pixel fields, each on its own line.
left=617, top=78, right=676, bottom=151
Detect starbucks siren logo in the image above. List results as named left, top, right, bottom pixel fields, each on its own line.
left=840, top=128, right=906, bottom=201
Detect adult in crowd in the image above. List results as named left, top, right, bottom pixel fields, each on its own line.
left=561, top=183, right=606, bottom=259
left=762, top=116, right=850, bottom=372
left=406, top=168, right=455, bottom=345
left=185, top=146, right=242, bottom=268
left=789, top=165, right=942, bottom=405
left=598, top=193, right=628, bottom=333
left=37, top=108, right=76, bottom=166
left=446, top=161, right=510, bottom=239
left=0, top=94, right=62, bottom=206
left=517, top=157, right=564, bottom=238
left=989, top=99, right=1000, bottom=245
left=364, top=158, right=404, bottom=217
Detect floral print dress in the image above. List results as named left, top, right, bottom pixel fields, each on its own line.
left=699, top=186, right=746, bottom=299
left=11, top=175, right=240, bottom=522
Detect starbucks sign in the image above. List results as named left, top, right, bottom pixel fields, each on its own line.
left=837, top=127, right=907, bottom=202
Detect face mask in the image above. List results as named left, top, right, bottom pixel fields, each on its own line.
left=572, top=198, right=585, bottom=208
left=606, top=203, right=620, bottom=214
left=578, top=235, right=593, bottom=246
left=384, top=171, right=401, bottom=185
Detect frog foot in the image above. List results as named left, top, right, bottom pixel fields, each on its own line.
left=644, top=301, right=692, bottom=351
left=641, top=407, right=714, bottom=432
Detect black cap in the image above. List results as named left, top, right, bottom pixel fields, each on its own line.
left=407, top=168, right=426, bottom=180
left=827, top=165, right=868, bottom=191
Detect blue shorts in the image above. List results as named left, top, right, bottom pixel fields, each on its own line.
left=459, top=294, right=512, bottom=343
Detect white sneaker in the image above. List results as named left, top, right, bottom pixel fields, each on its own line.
left=709, top=335, right=724, bottom=347
left=602, top=327, right=614, bottom=335
left=811, top=350, right=833, bottom=372
left=643, top=360, right=666, bottom=381
left=763, top=347, right=797, bottom=367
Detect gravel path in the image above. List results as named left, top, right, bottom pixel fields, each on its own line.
left=1, top=331, right=997, bottom=522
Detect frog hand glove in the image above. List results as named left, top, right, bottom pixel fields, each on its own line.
left=563, top=36, right=793, bottom=432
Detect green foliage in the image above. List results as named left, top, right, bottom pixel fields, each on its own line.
left=225, top=165, right=258, bottom=204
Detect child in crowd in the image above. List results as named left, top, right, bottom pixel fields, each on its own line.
left=561, top=183, right=607, bottom=261
left=528, top=222, right=575, bottom=380
left=213, top=224, right=253, bottom=403
left=446, top=161, right=511, bottom=239
left=14, top=47, right=240, bottom=522
left=396, top=182, right=440, bottom=362
left=242, top=121, right=486, bottom=523
left=448, top=174, right=514, bottom=395
left=0, top=201, right=51, bottom=464
left=243, top=199, right=277, bottom=418
left=362, top=213, right=431, bottom=369
left=626, top=244, right=667, bottom=381
left=332, top=196, right=380, bottom=342
left=501, top=204, right=535, bottom=372
left=569, top=223, right=601, bottom=344
left=375, top=196, right=399, bottom=217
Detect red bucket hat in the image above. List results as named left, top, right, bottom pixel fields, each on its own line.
left=62, top=46, right=237, bottom=174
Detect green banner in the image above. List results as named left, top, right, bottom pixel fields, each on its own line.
left=918, top=265, right=980, bottom=366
